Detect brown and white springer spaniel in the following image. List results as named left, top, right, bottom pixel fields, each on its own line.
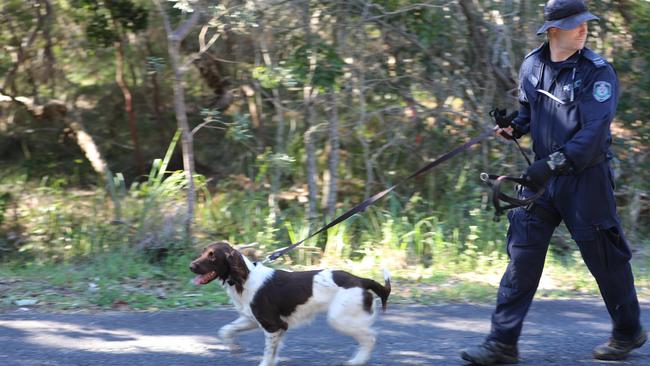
left=189, top=241, right=391, bottom=366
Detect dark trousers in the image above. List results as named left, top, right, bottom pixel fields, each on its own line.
left=487, top=163, right=642, bottom=345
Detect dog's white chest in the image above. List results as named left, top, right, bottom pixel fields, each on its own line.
left=227, top=264, right=274, bottom=316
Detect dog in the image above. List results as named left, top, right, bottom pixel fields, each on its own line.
left=189, top=241, right=391, bottom=366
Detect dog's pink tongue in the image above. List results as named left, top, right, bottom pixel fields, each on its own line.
left=193, top=275, right=204, bottom=285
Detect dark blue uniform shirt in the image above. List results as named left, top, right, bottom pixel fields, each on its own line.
left=513, top=42, right=617, bottom=173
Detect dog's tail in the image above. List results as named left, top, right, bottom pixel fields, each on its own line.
left=363, top=269, right=391, bottom=312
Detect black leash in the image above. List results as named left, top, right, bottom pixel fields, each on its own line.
left=264, top=126, right=497, bottom=263
left=510, top=135, right=532, bottom=166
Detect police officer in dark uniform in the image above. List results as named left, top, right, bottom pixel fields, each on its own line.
left=461, top=1, right=646, bottom=364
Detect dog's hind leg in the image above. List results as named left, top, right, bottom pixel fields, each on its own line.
left=259, top=330, right=285, bottom=366
left=218, top=316, right=258, bottom=353
left=327, top=291, right=377, bottom=366
left=333, top=324, right=375, bottom=366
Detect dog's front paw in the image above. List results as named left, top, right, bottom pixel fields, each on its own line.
left=227, top=343, right=244, bottom=354
left=218, top=333, right=244, bottom=353
left=219, top=338, right=244, bottom=353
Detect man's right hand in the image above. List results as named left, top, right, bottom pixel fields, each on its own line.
left=495, top=126, right=515, bottom=140
left=490, top=108, right=519, bottom=140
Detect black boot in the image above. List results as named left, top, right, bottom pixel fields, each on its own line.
left=461, top=339, right=519, bottom=365
left=593, top=328, right=647, bottom=361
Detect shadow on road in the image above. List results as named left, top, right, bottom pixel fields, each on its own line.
left=0, top=299, right=648, bottom=365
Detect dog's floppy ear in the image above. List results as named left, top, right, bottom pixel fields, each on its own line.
left=225, top=249, right=249, bottom=294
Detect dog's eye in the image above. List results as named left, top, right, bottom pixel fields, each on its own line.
left=208, top=251, right=214, bottom=258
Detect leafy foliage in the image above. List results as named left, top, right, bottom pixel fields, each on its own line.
left=287, top=40, right=345, bottom=90
left=71, top=0, right=148, bottom=47
left=0, top=0, right=648, bottom=274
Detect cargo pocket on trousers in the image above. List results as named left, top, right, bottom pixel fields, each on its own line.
left=598, top=225, right=632, bottom=269
left=572, top=225, right=631, bottom=269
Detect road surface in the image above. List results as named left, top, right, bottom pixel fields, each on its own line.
left=0, top=299, right=648, bottom=365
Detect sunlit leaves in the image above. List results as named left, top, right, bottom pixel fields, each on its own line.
left=252, top=65, right=298, bottom=89
left=207, top=3, right=258, bottom=34
left=199, top=109, right=252, bottom=143
left=286, top=40, right=344, bottom=90
left=167, top=0, right=198, bottom=13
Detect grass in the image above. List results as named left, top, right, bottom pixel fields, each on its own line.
left=2, top=246, right=649, bottom=313
left=0, top=251, right=230, bottom=312
left=1, top=158, right=649, bottom=313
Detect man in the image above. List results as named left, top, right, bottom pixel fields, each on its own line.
left=461, top=0, right=646, bottom=364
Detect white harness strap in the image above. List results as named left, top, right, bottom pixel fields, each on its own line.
left=536, top=89, right=566, bottom=105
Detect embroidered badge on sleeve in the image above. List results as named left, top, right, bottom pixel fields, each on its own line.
left=593, top=81, right=612, bottom=102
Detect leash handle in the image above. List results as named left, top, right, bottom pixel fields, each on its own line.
left=480, top=173, right=544, bottom=221
left=490, top=107, right=531, bottom=166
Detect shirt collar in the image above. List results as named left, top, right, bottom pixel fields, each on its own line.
left=541, top=43, right=581, bottom=69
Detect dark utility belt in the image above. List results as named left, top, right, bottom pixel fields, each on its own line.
left=561, top=152, right=608, bottom=175
left=525, top=153, right=609, bottom=224
left=583, top=153, right=609, bottom=171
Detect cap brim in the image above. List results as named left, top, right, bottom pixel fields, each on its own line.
left=536, top=11, right=599, bottom=35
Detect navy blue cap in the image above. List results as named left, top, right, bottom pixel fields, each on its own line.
left=536, top=0, right=599, bottom=35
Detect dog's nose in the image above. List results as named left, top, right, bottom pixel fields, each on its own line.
left=189, top=262, right=197, bottom=272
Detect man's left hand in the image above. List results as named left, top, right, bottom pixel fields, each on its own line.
left=525, top=158, right=553, bottom=190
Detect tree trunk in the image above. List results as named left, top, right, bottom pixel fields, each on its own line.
left=354, top=2, right=373, bottom=198
left=114, top=36, right=145, bottom=176
left=241, top=83, right=263, bottom=148
left=258, top=25, right=285, bottom=222
left=155, top=0, right=201, bottom=240
left=304, top=95, right=318, bottom=225
left=268, top=85, right=286, bottom=222
left=324, top=90, right=339, bottom=219
left=1, top=0, right=46, bottom=92
left=150, top=70, right=168, bottom=143
left=145, top=41, right=170, bottom=146
left=169, top=42, right=196, bottom=240
left=302, top=2, right=319, bottom=226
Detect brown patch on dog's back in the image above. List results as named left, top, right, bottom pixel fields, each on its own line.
left=250, top=270, right=320, bottom=332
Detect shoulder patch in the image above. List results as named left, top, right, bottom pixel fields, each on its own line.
left=593, top=81, right=612, bottom=102
left=582, top=48, right=608, bottom=68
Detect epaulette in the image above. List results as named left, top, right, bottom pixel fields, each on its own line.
left=524, top=43, right=545, bottom=60
left=581, top=48, right=608, bottom=68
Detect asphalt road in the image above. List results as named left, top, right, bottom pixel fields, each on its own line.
left=0, top=299, right=648, bottom=366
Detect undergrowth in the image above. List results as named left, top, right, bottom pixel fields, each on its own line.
left=1, top=134, right=649, bottom=312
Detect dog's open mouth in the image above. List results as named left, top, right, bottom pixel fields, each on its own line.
left=193, top=271, right=217, bottom=285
